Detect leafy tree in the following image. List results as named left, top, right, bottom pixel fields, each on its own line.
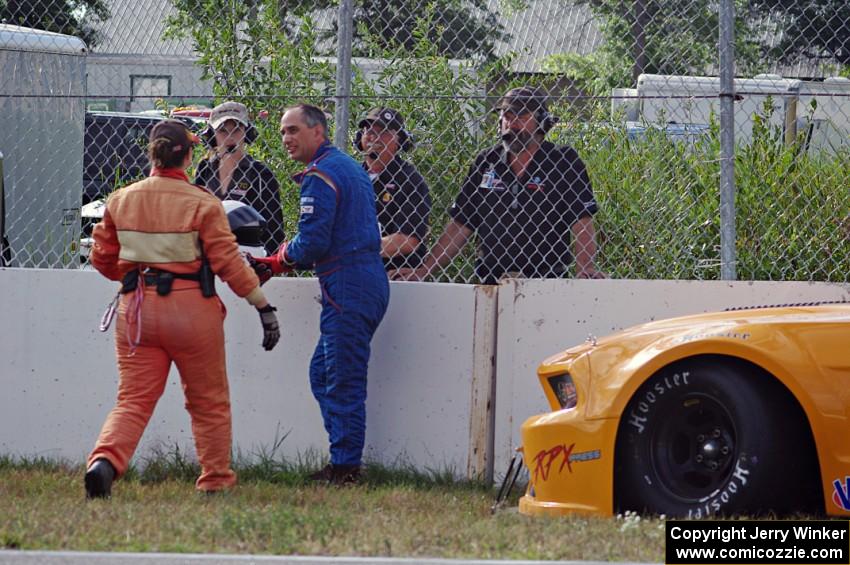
left=748, top=0, right=850, bottom=67
left=168, top=0, right=508, bottom=61
left=546, top=0, right=850, bottom=96
left=166, top=1, right=334, bottom=100
left=0, top=0, right=109, bottom=47
left=166, top=0, right=338, bottom=225
left=350, top=0, right=507, bottom=60
left=547, top=0, right=763, bottom=95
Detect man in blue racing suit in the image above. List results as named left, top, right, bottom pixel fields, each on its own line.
left=250, top=104, right=389, bottom=484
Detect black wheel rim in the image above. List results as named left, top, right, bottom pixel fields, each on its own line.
left=648, top=392, right=737, bottom=501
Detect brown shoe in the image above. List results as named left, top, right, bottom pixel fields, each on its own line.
left=308, top=464, right=335, bottom=482
left=331, top=464, right=361, bottom=485
left=308, top=464, right=361, bottom=485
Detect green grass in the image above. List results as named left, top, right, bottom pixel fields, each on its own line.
left=0, top=453, right=666, bottom=560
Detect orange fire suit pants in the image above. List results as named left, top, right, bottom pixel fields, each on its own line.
left=88, top=282, right=237, bottom=491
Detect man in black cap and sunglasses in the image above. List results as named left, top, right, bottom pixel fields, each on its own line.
left=392, top=86, right=604, bottom=284
left=356, top=107, right=431, bottom=272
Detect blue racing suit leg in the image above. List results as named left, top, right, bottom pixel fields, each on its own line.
left=310, top=260, right=389, bottom=467
left=308, top=340, right=334, bottom=440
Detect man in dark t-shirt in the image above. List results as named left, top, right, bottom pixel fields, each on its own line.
left=356, top=107, right=431, bottom=272
left=392, top=86, right=604, bottom=284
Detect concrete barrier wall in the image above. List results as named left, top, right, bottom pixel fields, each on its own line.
left=493, top=278, right=850, bottom=475
left=0, top=269, right=496, bottom=477
left=2, top=268, right=848, bottom=481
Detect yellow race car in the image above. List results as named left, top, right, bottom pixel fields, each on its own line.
left=518, top=301, right=850, bottom=518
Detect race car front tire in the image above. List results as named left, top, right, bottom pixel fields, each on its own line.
left=614, top=356, right=820, bottom=517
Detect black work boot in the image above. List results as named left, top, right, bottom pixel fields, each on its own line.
left=85, top=458, right=115, bottom=499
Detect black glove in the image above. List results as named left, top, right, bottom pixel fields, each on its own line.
left=246, top=254, right=274, bottom=286
left=257, top=304, right=280, bottom=351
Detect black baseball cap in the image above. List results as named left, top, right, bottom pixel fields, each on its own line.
left=358, top=107, right=406, bottom=131
left=493, top=86, right=549, bottom=115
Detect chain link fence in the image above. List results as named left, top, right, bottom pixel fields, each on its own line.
left=1, top=0, right=848, bottom=283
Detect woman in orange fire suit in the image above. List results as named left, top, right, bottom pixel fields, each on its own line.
left=84, top=120, right=280, bottom=498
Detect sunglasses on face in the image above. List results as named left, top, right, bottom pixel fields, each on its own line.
left=363, top=124, right=395, bottom=137
left=216, top=123, right=245, bottom=135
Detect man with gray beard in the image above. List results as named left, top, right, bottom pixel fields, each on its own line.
left=392, top=86, right=604, bottom=284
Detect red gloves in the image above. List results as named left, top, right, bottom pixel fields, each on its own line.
left=247, top=242, right=295, bottom=285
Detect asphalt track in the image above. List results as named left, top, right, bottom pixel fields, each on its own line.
left=0, top=551, right=655, bottom=565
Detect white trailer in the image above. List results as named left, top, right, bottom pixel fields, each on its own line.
left=0, top=24, right=87, bottom=268
left=613, top=73, right=850, bottom=151
left=796, top=77, right=850, bottom=153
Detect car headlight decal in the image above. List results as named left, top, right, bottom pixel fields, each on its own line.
left=548, top=373, right=577, bottom=409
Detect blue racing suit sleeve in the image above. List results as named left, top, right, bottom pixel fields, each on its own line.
left=285, top=169, right=339, bottom=266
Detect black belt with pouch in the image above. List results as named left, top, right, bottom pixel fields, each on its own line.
left=121, top=242, right=215, bottom=298
left=121, top=267, right=214, bottom=297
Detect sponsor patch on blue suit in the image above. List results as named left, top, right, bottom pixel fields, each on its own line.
left=300, top=205, right=314, bottom=215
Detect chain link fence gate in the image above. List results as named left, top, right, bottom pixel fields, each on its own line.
left=0, top=0, right=848, bottom=282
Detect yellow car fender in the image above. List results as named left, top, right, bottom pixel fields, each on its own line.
left=521, top=304, right=850, bottom=517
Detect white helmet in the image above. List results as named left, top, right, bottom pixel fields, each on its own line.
left=221, top=200, right=267, bottom=257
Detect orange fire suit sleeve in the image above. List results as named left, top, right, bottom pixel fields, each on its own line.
left=90, top=206, right=122, bottom=281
